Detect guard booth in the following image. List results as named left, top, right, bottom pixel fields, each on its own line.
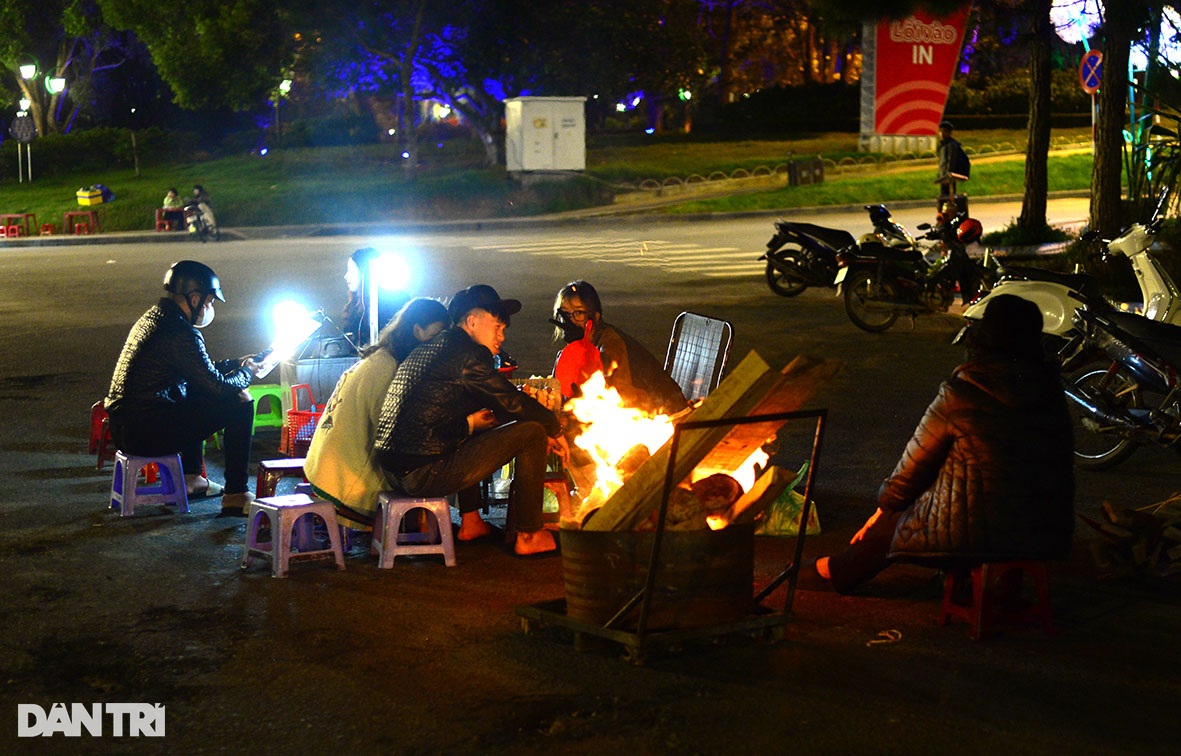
left=504, top=97, right=587, bottom=175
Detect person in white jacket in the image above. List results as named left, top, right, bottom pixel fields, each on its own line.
left=305, top=298, right=449, bottom=530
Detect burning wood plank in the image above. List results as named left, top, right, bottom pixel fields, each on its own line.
left=581, top=352, right=839, bottom=532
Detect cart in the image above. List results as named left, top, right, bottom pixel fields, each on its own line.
left=516, top=408, right=826, bottom=663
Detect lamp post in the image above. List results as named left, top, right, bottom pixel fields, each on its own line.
left=274, top=78, right=292, bottom=144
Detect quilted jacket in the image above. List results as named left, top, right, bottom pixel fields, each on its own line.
left=375, top=327, right=560, bottom=468
left=105, top=298, right=252, bottom=417
left=882, top=357, right=1075, bottom=561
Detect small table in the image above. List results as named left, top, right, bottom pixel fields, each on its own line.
left=0, top=213, right=36, bottom=237
left=63, top=210, right=101, bottom=234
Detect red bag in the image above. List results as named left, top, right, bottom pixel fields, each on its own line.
left=553, top=321, right=603, bottom=398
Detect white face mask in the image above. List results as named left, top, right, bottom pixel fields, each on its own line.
left=195, top=302, right=215, bottom=328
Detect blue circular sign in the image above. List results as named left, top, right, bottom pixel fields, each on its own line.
left=1080, top=50, right=1103, bottom=95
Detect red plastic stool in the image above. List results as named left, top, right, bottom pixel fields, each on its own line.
left=940, top=561, right=1054, bottom=640
left=74, top=222, right=90, bottom=235
left=40, top=224, right=56, bottom=235
left=6, top=225, right=22, bottom=237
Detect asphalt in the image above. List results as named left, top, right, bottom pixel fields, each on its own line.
left=1, top=192, right=1177, bottom=755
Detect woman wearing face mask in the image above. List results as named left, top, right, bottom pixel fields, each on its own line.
left=104, top=261, right=266, bottom=516
left=551, top=280, right=687, bottom=416
left=305, top=297, right=451, bottom=531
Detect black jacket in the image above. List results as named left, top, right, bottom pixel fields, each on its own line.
left=105, top=298, right=252, bottom=418
left=883, top=357, right=1075, bottom=561
left=375, top=327, right=560, bottom=468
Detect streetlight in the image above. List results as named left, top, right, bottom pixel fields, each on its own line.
left=274, top=78, right=293, bottom=144
left=19, top=62, right=37, bottom=80
left=45, top=76, right=66, bottom=95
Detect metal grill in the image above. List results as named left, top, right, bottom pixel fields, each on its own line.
left=663, top=312, right=733, bottom=402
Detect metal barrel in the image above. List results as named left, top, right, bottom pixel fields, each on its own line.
left=559, top=524, right=755, bottom=630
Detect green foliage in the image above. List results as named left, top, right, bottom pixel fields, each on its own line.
left=947, top=69, right=1091, bottom=115
left=982, top=222, right=1071, bottom=247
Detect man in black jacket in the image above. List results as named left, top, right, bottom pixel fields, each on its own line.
left=105, top=260, right=264, bottom=516
left=376, top=285, right=568, bottom=556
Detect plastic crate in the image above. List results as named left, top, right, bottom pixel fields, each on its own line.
left=284, top=409, right=322, bottom=458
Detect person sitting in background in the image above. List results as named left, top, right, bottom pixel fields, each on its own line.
left=105, top=260, right=265, bottom=516
left=813, top=295, right=1075, bottom=593
left=304, top=298, right=450, bottom=532
left=341, top=247, right=408, bottom=350
left=187, top=184, right=218, bottom=235
left=161, top=188, right=184, bottom=231
left=551, top=280, right=687, bottom=415
left=376, top=285, right=568, bottom=556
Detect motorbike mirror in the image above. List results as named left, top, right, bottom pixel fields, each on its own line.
left=916, top=222, right=932, bottom=231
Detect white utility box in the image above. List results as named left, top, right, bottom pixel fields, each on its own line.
left=504, top=96, right=587, bottom=173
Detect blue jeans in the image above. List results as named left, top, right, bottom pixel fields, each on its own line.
left=387, top=421, right=549, bottom=533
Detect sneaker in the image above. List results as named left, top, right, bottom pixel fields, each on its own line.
left=218, top=491, right=255, bottom=517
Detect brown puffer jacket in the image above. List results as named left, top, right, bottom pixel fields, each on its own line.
left=882, top=357, right=1074, bottom=561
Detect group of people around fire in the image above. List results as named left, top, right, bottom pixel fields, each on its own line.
left=105, top=250, right=1073, bottom=577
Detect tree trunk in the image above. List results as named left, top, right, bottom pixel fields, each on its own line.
left=1091, top=14, right=1135, bottom=235
left=1017, top=0, right=1052, bottom=233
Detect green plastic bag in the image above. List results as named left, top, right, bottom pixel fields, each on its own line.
left=755, top=462, right=821, bottom=537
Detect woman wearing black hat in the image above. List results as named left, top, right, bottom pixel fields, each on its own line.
left=813, top=294, right=1075, bottom=593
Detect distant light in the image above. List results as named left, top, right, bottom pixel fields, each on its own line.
left=631, top=96, right=641, bottom=107
left=644, top=128, right=655, bottom=135
left=401, top=151, right=410, bottom=159
left=279, top=78, right=293, bottom=95
left=19, top=63, right=36, bottom=80
left=388, top=128, right=396, bottom=136
left=436, top=142, right=443, bottom=149
left=19, top=97, right=30, bottom=111
left=1051, top=0, right=1102, bottom=45
left=678, top=88, right=692, bottom=101
left=615, top=103, right=627, bottom=112
left=259, top=147, right=269, bottom=156
left=45, top=76, right=66, bottom=95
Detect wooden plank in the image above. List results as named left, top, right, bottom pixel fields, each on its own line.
left=583, top=352, right=839, bottom=532
left=728, top=465, right=798, bottom=525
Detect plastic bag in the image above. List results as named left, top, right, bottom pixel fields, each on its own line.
left=755, top=462, right=821, bottom=536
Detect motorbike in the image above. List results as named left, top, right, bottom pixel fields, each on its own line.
left=834, top=213, right=996, bottom=332
left=758, top=204, right=917, bottom=297
left=960, top=188, right=1180, bottom=342
left=1060, top=305, right=1181, bottom=470
left=184, top=201, right=220, bottom=242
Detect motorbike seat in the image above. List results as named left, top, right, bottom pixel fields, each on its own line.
left=862, top=243, right=923, bottom=263
left=781, top=222, right=857, bottom=251
left=998, top=266, right=1106, bottom=303
left=1105, top=310, right=1181, bottom=367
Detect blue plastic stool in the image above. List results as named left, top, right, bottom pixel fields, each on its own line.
left=110, top=451, right=190, bottom=517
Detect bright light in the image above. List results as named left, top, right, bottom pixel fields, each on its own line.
left=19, top=63, right=36, bottom=79
left=259, top=147, right=269, bottom=156
left=644, top=128, right=655, bottom=135
left=370, top=252, right=412, bottom=292
left=431, top=102, right=451, bottom=119
left=278, top=78, right=293, bottom=95
left=268, top=301, right=323, bottom=363
left=19, top=97, right=30, bottom=111
left=387, top=128, right=396, bottom=136
left=1050, top=0, right=1102, bottom=45
left=1132, top=7, right=1181, bottom=72
left=45, top=76, right=65, bottom=94
left=631, top=96, right=641, bottom=107
left=678, top=88, right=692, bottom=101
left=401, top=151, right=410, bottom=159
left=615, top=103, right=627, bottom=113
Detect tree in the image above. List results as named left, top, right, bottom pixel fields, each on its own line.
left=0, top=0, right=130, bottom=135
left=1016, top=0, right=1053, bottom=236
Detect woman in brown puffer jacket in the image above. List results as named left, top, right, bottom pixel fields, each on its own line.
left=817, top=294, right=1075, bottom=594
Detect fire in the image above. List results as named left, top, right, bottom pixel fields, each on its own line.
left=566, top=371, right=772, bottom=530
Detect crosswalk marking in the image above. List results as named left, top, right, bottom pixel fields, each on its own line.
left=470, top=238, right=760, bottom=278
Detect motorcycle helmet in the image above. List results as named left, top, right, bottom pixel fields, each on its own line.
left=866, top=204, right=891, bottom=225
left=957, top=218, right=983, bottom=245
left=163, top=260, right=225, bottom=302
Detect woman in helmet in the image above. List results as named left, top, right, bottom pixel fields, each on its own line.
left=104, top=260, right=265, bottom=515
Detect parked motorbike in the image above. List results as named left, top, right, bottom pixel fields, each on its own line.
left=835, top=214, right=995, bottom=332
left=960, top=188, right=1180, bottom=342
left=184, top=201, right=220, bottom=242
left=758, top=204, right=916, bottom=296
left=1060, top=306, right=1181, bottom=469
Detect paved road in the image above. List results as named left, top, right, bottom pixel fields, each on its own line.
left=0, top=198, right=1177, bottom=753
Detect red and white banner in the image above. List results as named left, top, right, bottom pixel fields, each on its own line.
left=873, top=6, right=972, bottom=135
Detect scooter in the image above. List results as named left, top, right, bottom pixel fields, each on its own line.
left=184, top=201, right=220, bottom=242
left=960, top=188, right=1180, bottom=341
left=758, top=204, right=917, bottom=297
left=835, top=214, right=995, bottom=332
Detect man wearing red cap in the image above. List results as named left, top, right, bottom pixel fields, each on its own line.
left=376, top=285, right=568, bottom=556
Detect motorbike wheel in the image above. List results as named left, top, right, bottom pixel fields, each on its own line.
left=843, top=269, right=899, bottom=332
left=764, top=246, right=810, bottom=297
left=1067, top=364, right=1142, bottom=470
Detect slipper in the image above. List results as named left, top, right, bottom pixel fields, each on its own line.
left=188, top=481, right=224, bottom=499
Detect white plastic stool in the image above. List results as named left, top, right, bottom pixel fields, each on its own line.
left=109, top=451, right=189, bottom=517
left=241, top=494, right=346, bottom=578
left=372, top=492, right=456, bottom=568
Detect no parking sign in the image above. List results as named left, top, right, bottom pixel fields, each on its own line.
left=1080, top=50, right=1103, bottom=95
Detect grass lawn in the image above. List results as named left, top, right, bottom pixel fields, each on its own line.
left=0, top=127, right=1095, bottom=233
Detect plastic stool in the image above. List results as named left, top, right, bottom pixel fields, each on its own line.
left=89, top=400, right=108, bottom=455
left=372, top=491, right=456, bottom=567
left=241, top=494, right=346, bottom=578
left=109, top=451, right=189, bottom=517
left=7, top=225, right=22, bottom=237
left=256, top=457, right=307, bottom=498
left=74, top=222, right=90, bottom=235
left=40, top=223, right=56, bottom=235
left=940, top=561, right=1054, bottom=640
left=247, top=384, right=286, bottom=433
